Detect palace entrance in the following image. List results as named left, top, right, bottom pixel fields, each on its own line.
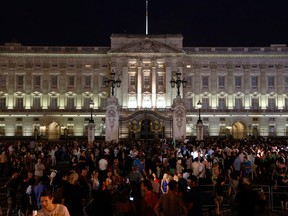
left=232, top=121, right=246, bottom=139
left=119, top=110, right=172, bottom=140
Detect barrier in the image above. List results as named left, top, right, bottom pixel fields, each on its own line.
left=199, top=184, right=271, bottom=214
left=271, top=185, right=288, bottom=212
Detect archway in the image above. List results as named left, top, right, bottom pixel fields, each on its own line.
left=47, top=122, right=61, bottom=140
left=232, top=122, right=246, bottom=139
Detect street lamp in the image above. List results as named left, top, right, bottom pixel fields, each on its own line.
left=170, top=71, right=187, bottom=96
left=89, top=99, right=94, bottom=123
left=88, top=99, right=95, bottom=147
left=196, top=100, right=202, bottom=123
left=105, top=71, right=121, bottom=96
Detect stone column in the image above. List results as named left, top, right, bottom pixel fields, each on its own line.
left=196, top=121, right=204, bottom=141
left=137, top=67, right=142, bottom=108
left=105, top=96, right=121, bottom=142
left=171, top=96, right=186, bottom=140
left=152, top=66, right=157, bottom=108
left=87, top=121, right=95, bottom=147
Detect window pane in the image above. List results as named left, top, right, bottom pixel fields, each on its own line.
left=218, top=76, right=225, bottom=88
left=50, top=75, right=58, bottom=88
left=251, top=76, right=258, bottom=87
left=130, top=75, right=136, bottom=86
left=16, top=98, right=24, bottom=109
left=235, top=76, right=242, bottom=87
left=84, top=76, right=91, bottom=87
left=0, top=98, right=6, bottom=109
left=158, top=75, right=164, bottom=86
left=50, top=98, right=57, bottom=109
left=34, top=75, right=41, bottom=88
left=33, top=97, right=41, bottom=109
left=67, top=98, right=74, bottom=109
left=0, top=75, right=6, bottom=87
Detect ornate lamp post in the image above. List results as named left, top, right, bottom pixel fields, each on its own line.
left=196, top=100, right=203, bottom=141
left=170, top=71, right=187, bottom=97
left=89, top=99, right=94, bottom=123
left=105, top=71, right=121, bottom=96
left=196, top=100, right=202, bottom=123
left=88, top=99, right=95, bottom=147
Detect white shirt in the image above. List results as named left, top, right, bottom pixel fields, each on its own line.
left=98, top=158, right=108, bottom=171
left=37, top=204, right=70, bottom=216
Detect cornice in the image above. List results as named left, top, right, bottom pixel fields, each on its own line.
left=0, top=53, right=107, bottom=58
left=185, top=54, right=288, bottom=58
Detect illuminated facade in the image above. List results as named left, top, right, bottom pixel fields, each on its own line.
left=1, top=34, right=288, bottom=140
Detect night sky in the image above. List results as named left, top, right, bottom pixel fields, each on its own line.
left=1, top=0, right=288, bottom=47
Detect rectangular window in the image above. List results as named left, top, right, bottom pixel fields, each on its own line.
left=218, top=98, right=226, bottom=110
left=235, top=76, right=242, bottom=88
left=144, top=75, right=150, bottom=86
left=251, top=76, right=258, bottom=88
left=269, top=125, right=276, bottom=136
left=268, top=98, right=276, bottom=110
left=83, top=98, right=91, bottom=109
left=102, top=76, right=107, bottom=86
left=67, top=124, right=74, bottom=136
left=235, top=98, right=242, bottom=110
left=218, top=76, right=225, bottom=88
left=50, top=97, right=58, bottom=109
left=0, top=124, right=5, bottom=136
left=268, top=76, right=275, bottom=88
left=16, top=75, right=24, bottom=88
left=84, top=76, right=91, bottom=88
left=100, top=97, right=107, bottom=109
left=15, top=124, right=23, bottom=136
left=251, top=98, right=259, bottom=110
left=0, top=98, right=6, bottom=109
left=68, top=76, right=75, bottom=88
left=16, top=98, right=24, bottom=109
left=284, top=76, right=288, bottom=89
left=130, top=75, right=136, bottom=86
left=0, top=75, right=6, bottom=87
left=202, top=98, right=209, bottom=109
left=202, top=76, right=209, bottom=88
left=158, top=75, right=164, bottom=86
left=185, top=98, right=193, bottom=110
left=33, top=97, right=41, bottom=110
left=285, top=98, right=288, bottom=109
left=50, top=75, right=58, bottom=88
left=33, top=75, right=41, bottom=88
left=186, top=76, right=192, bottom=88
left=67, top=98, right=74, bottom=109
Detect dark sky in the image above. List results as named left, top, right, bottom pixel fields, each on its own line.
left=1, top=0, right=288, bottom=47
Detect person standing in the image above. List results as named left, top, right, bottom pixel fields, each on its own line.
left=160, top=173, right=169, bottom=195
left=154, top=180, right=188, bottom=216
left=185, top=175, right=204, bottom=216
left=61, top=172, right=84, bottom=216
left=37, top=189, right=70, bottom=216
left=34, top=158, right=45, bottom=183
left=5, top=172, right=20, bottom=216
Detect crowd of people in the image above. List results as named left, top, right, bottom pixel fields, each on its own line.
left=0, top=136, right=287, bottom=216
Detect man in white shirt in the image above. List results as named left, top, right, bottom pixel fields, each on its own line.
left=37, top=189, right=70, bottom=216
left=98, top=155, right=108, bottom=183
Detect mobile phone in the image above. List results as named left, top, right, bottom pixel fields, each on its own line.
left=32, top=210, right=37, bottom=216
left=129, top=196, right=134, bottom=201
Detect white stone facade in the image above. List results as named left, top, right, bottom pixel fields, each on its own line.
left=0, top=35, right=288, bottom=140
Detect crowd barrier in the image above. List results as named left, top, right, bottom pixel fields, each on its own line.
left=199, top=184, right=276, bottom=213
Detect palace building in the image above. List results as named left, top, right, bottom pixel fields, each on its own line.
left=0, top=34, right=288, bottom=141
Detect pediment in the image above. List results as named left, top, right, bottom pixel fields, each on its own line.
left=108, top=38, right=185, bottom=55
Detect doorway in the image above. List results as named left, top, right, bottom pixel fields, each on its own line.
left=232, top=122, right=246, bottom=139
left=47, top=122, right=61, bottom=140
